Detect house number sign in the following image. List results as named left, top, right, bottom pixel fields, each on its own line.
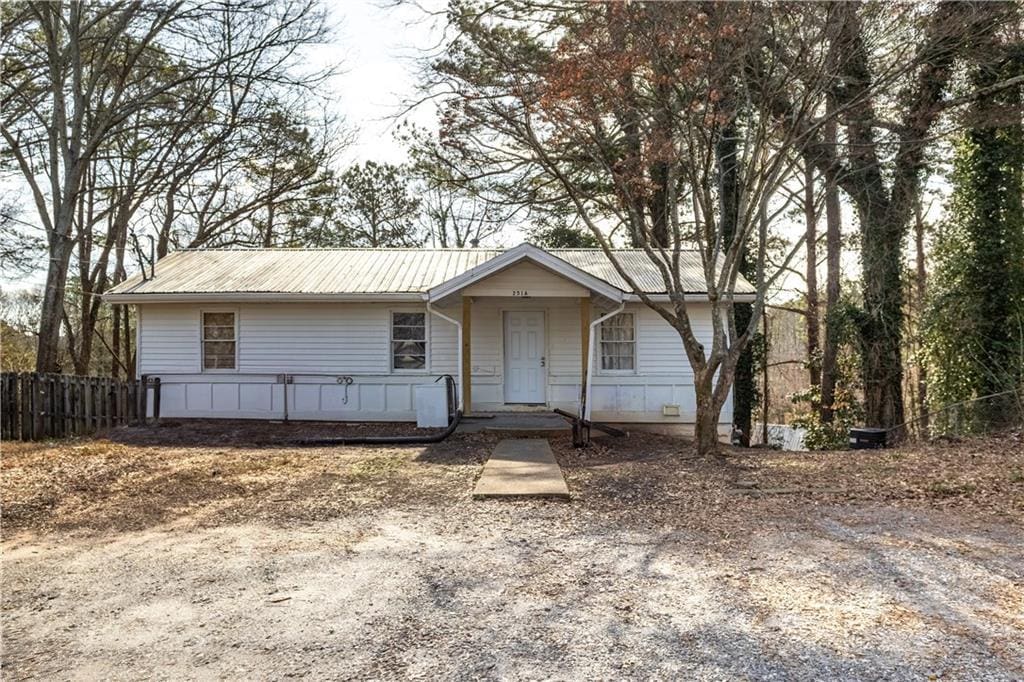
left=511, top=290, right=529, bottom=297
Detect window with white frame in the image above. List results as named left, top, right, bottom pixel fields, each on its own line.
left=202, top=311, right=236, bottom=370
left=599, top=312, right=635, bottom=371
left=391, top=312, right=427, bottom=370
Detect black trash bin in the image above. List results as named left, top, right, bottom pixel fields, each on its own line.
left=849, top=427, right=888, bottom=449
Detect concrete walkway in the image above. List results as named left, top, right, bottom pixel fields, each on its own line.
left=472, top=439, right=570, bottom=500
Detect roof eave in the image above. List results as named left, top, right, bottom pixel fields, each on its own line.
left=426, top=243, right=624, bottom=302
left=103, top=292, right=426, bottom=304
left=623, top=292, right=758, bottom=303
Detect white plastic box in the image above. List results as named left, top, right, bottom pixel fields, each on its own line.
left=414, top=383, right=449, bottom=428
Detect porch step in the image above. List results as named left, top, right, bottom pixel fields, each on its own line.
left=473, top=438, right=570, bottom=500
left=457, top=413, right=571, bottom=433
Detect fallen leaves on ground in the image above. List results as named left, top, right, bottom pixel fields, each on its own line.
left=2, top=421, right=1020, bottom=538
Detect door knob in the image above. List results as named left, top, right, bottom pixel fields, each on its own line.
left=540, top=356, right=546, bottom=367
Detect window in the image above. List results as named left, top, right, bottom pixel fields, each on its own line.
left=391, top=311, right=426, bottom=370
left=202, top=312, right=236, bottom=370
left=600, top=312, right=635, bottom=371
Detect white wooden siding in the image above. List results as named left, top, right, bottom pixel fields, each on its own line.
left=136, top=300, right=731, bottom=424
left=240, top=304, right=387, bottom=374
left=636, top=305, right=704, bottom=377
left=138, top=304, right=200, bottom=373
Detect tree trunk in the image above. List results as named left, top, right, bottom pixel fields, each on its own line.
left=75, top=307, right=94, bottom=375
left=647, top=69, right=673, bottom=248
left=693, top=376, right=726, bottom=456
left=112, top=304, right=121, bottom=379
left=819, top=100, right=842, bottom=423
left=111, top=219, right=129, bottom=379
left=762, top=306, right=770, bottom=444
left=716, top=122, right=754, bottom=446
left=732, top=304, right=755, bottom=446
left=963, top=53, right=1024, bottom=426
left=694, top=406, right=722, bottom=455
left=36, top=233, right=76, bottom=373
left=157, top=188, right=175, bottom=258
left=804, top=156, right=821, bottom=394
left=835, top=7, right=906, bottom=430
left=860, top=205, right=906, bottom=430
left=913, top=200, right=929, bottom=434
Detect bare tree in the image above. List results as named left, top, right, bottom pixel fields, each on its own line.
left=423, top=2, right=854, bottom=453
left=400, top=124, right=516, bottom=247
left=1, top=0, right=337, bottom=372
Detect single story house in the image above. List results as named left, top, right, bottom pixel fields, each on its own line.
left=105, top=243, right=754, bottom=435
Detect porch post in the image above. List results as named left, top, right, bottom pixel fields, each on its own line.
left=580, top=296, right=591, bottom=407
left=462, top=296, right=472, bottom=414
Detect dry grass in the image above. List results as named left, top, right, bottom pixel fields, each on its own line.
left=2, top=421, right=1021, bottom=538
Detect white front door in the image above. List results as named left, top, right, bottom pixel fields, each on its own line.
left=504, top=310, right=546, bottom=404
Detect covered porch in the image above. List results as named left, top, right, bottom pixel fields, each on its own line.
left=425, top=244, right=626, bottom=419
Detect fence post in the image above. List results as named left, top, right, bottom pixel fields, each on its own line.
left=48, top=375, right=55, bottom=438
left=2, top=374, right=8, bottom=439
left=33, top=374, right=44, bottom=440
left=41, top=374, right=49, bottom=439
left=1, top=374, right=13, bottom=440
left=46, top=375, right=55, bottom=439
left=138, top=374, right=149, bottom=426
left=152, top=377, right=161, bottom=423
left=107, top=376, right=114, bottom=425
left=21, top=373, right=31, bottom=440
left=78, top=378, right=84, bottom=433
left=96, top=379, right=103, bottom=431
left=127, top=380, right=136, bottom=423
left=1, top=374, right=10, bottom=440
left=104, top=378, right=112, bottom=429
left=56, top=375, right=64, bottom=438
left=64, top=374, right=72, bottom=432
left=85, top=378, right=94, bottom=432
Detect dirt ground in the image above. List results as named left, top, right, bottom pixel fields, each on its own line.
left=2, top=421, right=1023, bottom=680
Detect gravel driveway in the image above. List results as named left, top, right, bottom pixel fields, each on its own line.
left=3, top=423, right=1023, bottom=680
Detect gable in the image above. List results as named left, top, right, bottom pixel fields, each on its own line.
left=463, top=261, right=588, bottom=298
left=425, top=243, right=624, bottom=303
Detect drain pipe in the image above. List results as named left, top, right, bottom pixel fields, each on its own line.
left=583, top=301, right=625, bottom=422
left=426, top=300, right=463, bottom=410
left=287, top=376, right=462, bottom=446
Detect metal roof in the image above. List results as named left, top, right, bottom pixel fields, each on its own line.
left=105, top=246, right=755, bottom=300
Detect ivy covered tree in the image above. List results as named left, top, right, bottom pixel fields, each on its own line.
left=921, top=53, right=1024, bottom=431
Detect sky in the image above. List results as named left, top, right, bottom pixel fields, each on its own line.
left=318, top=0, right=441, bottom=165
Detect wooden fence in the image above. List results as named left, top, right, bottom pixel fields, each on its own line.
left=1, top=372, right=157, bottom=441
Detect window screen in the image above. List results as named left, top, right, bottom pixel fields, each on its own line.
left=392, top=312, right=426, bottom=370
left=202, top=312, right=236, bottom=370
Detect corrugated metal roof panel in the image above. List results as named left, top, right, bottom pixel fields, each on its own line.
left=106, top=247, right=754, bottom=297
